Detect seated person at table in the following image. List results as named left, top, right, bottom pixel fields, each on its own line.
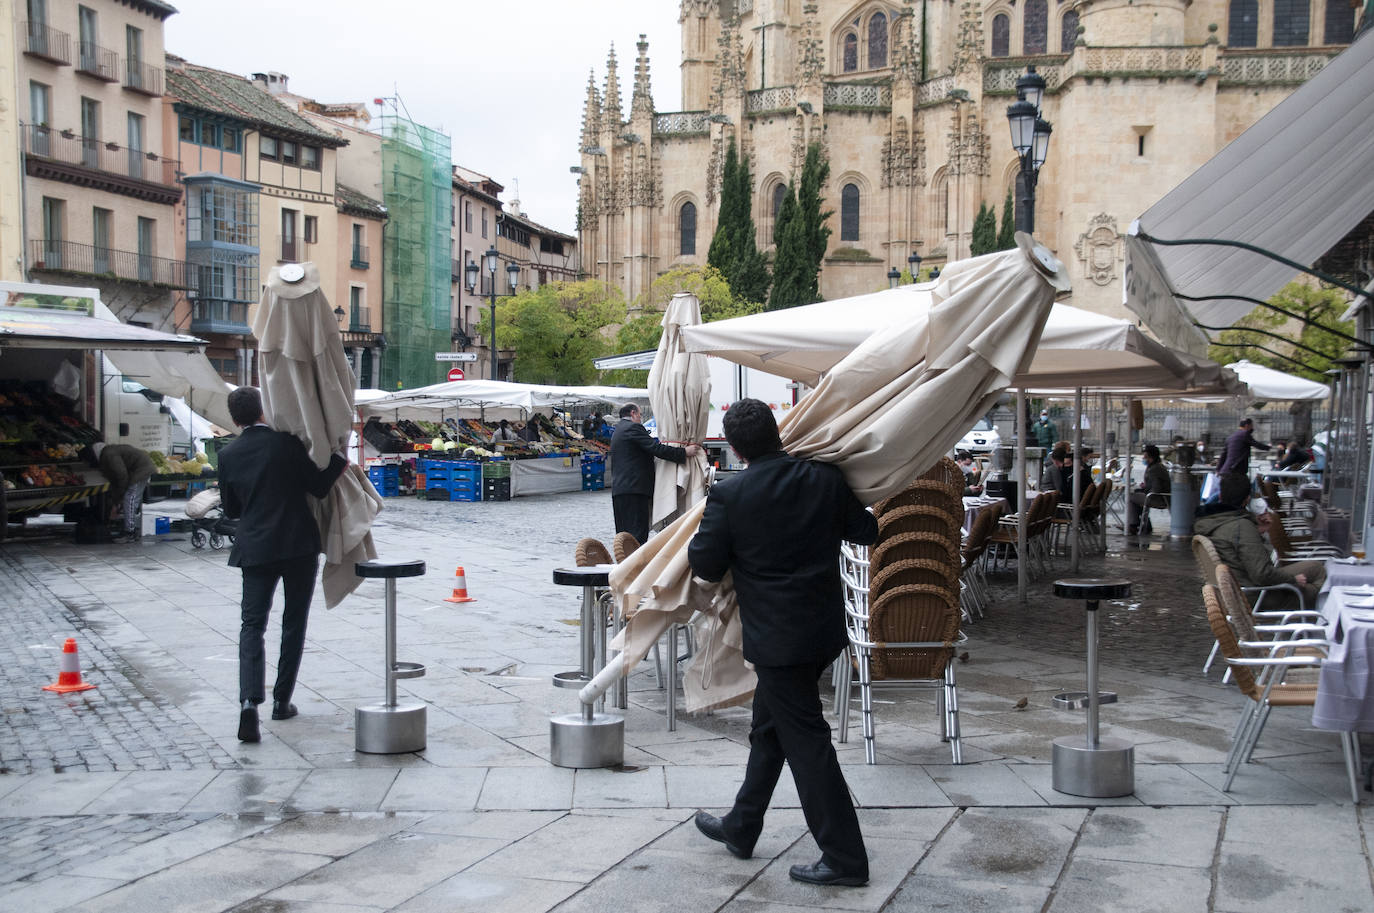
left=1194, top=472, right=1325, bottom=609
left=1275, top=440, right=1310, bottom=471
left=1127, top=444, right=1170, bottom=535
left=955, top=450, right=983, bottom=496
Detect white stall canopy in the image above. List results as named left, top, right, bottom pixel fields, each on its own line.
left=361, top=379, right=650, bottom=421
left=1184, top=359, right=1330, bottom=403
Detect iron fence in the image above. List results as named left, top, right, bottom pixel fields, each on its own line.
left=29, top=239, right=194, bottom=288
left=21, top=124, right=178, bottom=185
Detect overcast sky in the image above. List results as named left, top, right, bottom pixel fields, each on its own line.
left=165, top=0, right=685, bottom=234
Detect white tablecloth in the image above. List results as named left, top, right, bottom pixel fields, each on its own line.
left=1312, top=584, right=1374, bottom=732
left=962, top=496, right=1006, bottom=532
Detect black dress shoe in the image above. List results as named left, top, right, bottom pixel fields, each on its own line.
left=237, top=701, right=260, bottom=743
left=694, top=811, right=751, bottom=859
left=271, top=702, right=298, bottom=720
left=788, top=860, right=868, bottom=887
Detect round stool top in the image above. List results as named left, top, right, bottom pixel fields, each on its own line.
left=1053, top=577, right=1131, bottom=600
left=355, top=559, right=427, bottom=579
left=553, top=565, right=613, bottom=587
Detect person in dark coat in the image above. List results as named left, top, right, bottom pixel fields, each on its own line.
left=688, top=398, right=878, bottom=888
left=84, top=443, right=156, bottom=539
left=217, top=387, right=346, bottom=743
left=1219, top=418, right=1270, bottom=475
left=1128, top=444, right=1171, bottom=534
left=609, top=403, right=700, bottom=544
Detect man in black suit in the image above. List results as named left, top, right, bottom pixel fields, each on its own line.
left=609, top=403, right=701, bottom=544
left=218, top=387, right=346, bottom=743
left=687, top=399, right=878, bottom=888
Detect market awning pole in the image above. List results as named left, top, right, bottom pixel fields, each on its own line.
left=1017, top=386, right=1028, bottom=603
left=1072, top=387, right=1083, bottom=573
left=1100, top=392, right=1109, bottom=548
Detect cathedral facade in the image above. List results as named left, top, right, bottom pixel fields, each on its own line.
left=576, top=0, right=1356, bottom=318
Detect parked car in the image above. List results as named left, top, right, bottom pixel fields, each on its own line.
left=957, top=416, right=1001, bottom=452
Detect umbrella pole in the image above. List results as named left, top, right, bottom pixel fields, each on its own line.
left=1017, top=387, right=1028, bottom=603
left=1100, top=393, right=1109, bottom=549
left=1072, top=387, right=1083, bottom=573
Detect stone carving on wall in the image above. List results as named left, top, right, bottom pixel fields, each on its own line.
left=711, top=13, right=746, bottom=111
left=706, top=135, right=724, bottom=205
left=947, top=104, right=989, bottom=177
left=882, top=118, right=911, bottom=188
left=631, top=35, right=655, bottom=121
left=679, top=0, right=714, bottom=19
left=951, top=0, right=985, bottom=76
left=1074, top=213, right=1123, bottom=287
left=603, top=46, right=623, bottom=129
left=796, top=2, right=824, bottom=88
left=893, top=4, right=921, bottom=87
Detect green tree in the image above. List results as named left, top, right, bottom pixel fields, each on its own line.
left=997, top=187, right=1016, bottom=250
left=1208, top=281, right=1354, bottom=381
left=798, top=142, right=833, bottom=303
left=768, top=180, right=811, bottom=310
left=480, top=280, right=626, bottom=384
left=707, top=141, right=771, bottom=305
left=970, top=201, right=996, bottom=256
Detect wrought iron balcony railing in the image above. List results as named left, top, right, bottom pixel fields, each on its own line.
left=21, top=123, right=179, bottom=187
left=350, top=306, right=371, bottom=332
left=123, top=58, right=163, bottom=96
left=76, top=41, right=119, bottom=81
left=22, top=22, right=72, bottom=65
left=350, top=245, right=370, bottom=269
left=29, top=239, right=195, bottom=288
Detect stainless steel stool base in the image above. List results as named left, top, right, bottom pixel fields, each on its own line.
left=355, top=703, right=427, bottom=754
left=1052, top=736, right=1134, bottom=797
left=1052, top=691, right=1118, bottom=710
left=550, top=712, right=624, bottom=768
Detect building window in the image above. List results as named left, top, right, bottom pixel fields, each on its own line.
left=221, top=126, right=239, bottom=152
left=179, top=115, right=195, bottom=142
left=349, top=286, right=365, bottom=330
left=450, top=195, right=456, bottom=226
left=126, top=112, right=144, bottom=179
left=281, top=140, right=298, bottom=166
left=991, top=14, right=1010, bottom=57
left=1273, top=0, right=1310, bottom=46
left=260, top=135, right=278, bottom=160
left=1061, top=11, right=1080, bottom=52
left=41, top=197, right=64, bottom=266
left=934, top=177, right=949, bottom=237
left=187, top=182, right=258, bottom=246
left=679, top=201, right=697, bottom=255
left=281, top=209, right=298, bottom=261
left=842, top=32, right=858, bottom=72
left=78, top=6, right=96, bottom=67
left=92, top=207, right=111, bottom=272
left=868, top=12, right=888, bottom=68
left=465, top=201, right=472, bottom=232
left=300, top=144, right=320, bottom=170
left=125, top=24, right=141, bottom=67
left=1024, top=0, right=1049, bottom=54
left=136, top=217, right=154, bottom=280
left=29, top=80, right=51, bottom=126
left=1325, top=0, right=1355, bottom=43
left=1228, top=0, right=1258, bottom=47
left=304, top=215, right=318, bottom=245
left=352, top=224, right=365, bottom=261
left=840, top=183, right=860, bottom=242
left=482, top=208, right=488, bottom=239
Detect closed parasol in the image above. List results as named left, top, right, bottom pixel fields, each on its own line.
left=649, top=292, right=711, bottom=530
left=254, top=263, right=382, bottom=607
left=589, top=235, right=1071, bottom=712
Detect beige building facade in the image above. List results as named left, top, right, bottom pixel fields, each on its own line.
left=1, top=1, right=22, bottom=281
left=578, top=0, right=1358, bottom=318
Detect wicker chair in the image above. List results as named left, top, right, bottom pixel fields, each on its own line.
left=876, top=503, right=963, bottom=540
left=575, top=537, right=612, bottom=567
left=612, top=531, right=641, bottom=563
left=870, top=530, right=960, bottom=568
left=836, top=543, right=963, bottom=764
left=1193, top=534, right=1310, bottom=676
left=960, top=503, right=1001, bottom=617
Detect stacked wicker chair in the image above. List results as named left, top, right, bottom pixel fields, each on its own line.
left=836, top=458, right=965, bottom=763
left=959, top=501, right=1002, bottom=618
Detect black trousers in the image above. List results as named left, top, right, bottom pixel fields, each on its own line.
left=721, top=658, right=868, bottom=876
left=612, top=493, right=651, bottom=545
left=239, top=555, right=318, bottom=706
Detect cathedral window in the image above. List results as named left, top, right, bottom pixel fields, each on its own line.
left=773, top=183, right=787, bottom=220
left=1325, top=0, right=1355, bottom=44
left=843, top=32, right=858, bottom=72
left=1024, top=0, right=1048, bottom=54
left=868, top=12, right=888, bottom=69
left=1061, top=10, right=1080, bottom=53
left=841, top=183, right=860, bottom=242
left=934, top=176, right=949, bottom=237
left=1273, top=0, right=1310, bottom=46
left=991, top=14, right=1010, bottom=58
left=680, top=201, right=697, bottom=256
left=1227, top=0, right=1258, bottom=47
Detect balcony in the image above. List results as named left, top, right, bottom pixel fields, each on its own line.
left=21, top=124, right=181, bottom=205
left=350, top=245, right=370, bottom=270
left=76, top=42, right=119, bottom=82
left=452, top=320, right=474, bottom=345
left=29, top=239, right=195, bottom=289
left=22, top=22, right=72, bottom=65
left=189, top=299, right=251, bottom=336
left=350, top=306, right=371, bottom=333
left=123, top=58, right=163, bottom=96
left=276, top=235, right=316, bottom=263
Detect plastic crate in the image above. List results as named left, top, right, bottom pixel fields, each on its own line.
left=581, top=477, right=605, bottom=491
left=450, top=487, right=481, bottom=502
left=482, top=460, right=512, bottom=479
left=484, top=478, right=511, bottom=501
left=581, top=452, right=605, bottom=465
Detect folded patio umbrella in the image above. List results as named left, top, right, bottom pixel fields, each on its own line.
left=649, top=292, right=711, bottom=530
left=597, top=235, right=1071, bottom=712
left=254, top=263, right=382, bottom=608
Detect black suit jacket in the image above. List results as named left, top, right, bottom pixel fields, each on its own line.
left=688, top=451, right=878, bottom=667
left=218, top=426, right=346, bottom=568
left=610, top=418, right=686, bottom=497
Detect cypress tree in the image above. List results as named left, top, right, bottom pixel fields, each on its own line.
left=768, top=180, right=807, bottom=310
left=970, top=202, right=995, bottom=256
left=708, top=141, right=770, bottom=305
left=798, top=142, right=832, bottom=303
left=997, top=187, right=1016, bottom=250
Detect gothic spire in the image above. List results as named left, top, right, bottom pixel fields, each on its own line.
left=893, top=3, right=921, bottom=86
left=631, top=34, right=654, bottom=121
left=580, top=69, right=603, bottom=150
left=603, top=45, right=623, bottom=130
left=711, top=10, right=745, bottom=110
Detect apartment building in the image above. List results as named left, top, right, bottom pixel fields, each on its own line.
left=16, top=0, right=188, bottom=327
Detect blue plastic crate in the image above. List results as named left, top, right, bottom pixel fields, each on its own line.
left=581, top=478, right=605, bottom=491
left=450, top=487, right=481, bottom=502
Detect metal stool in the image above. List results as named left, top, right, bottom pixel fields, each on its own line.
left=354, top=559, right=427, bottom=754
left=549, top=566, right=624, bottom=768
left=1051, top=577, right=1135, bottom=797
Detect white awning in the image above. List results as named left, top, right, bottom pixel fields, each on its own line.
left=361, top=379, right=650, bottom=421
left=1125, top=28, right=1374, bottom=351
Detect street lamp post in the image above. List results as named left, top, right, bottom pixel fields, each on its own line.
left=907, top=251, right=922, bottom=283
left=1007, top=66, right=1053, bottom=235
left=483, top=246, right=500, bottom=380
left=887, top=266, right=901, bottom=290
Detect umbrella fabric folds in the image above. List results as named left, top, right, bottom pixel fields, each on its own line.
left=603, top=236, right=1070, bottom=712
left=649, top=293, right=711, bottom=529
left=254, top=264, right=381, bottom=608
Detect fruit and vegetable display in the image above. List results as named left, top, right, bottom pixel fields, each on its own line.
left=0, top=380, right=104, bottom=492
left=149, top=450, right=215, bottom=479
left=361, top=414, right=610, bottom=460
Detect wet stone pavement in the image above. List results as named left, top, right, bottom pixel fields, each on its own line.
left=0, top=490, right=1371, bottom=912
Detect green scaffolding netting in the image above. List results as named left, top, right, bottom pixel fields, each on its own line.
left=380, top=115, right=452, bottom=390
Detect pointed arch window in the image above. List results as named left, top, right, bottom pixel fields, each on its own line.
left=868, top=12, right=888, bottom=68
left=842, top=32, right=858, bottom=72
left=1228, top=0, right=1258, bottom=47
left=1061, top=11, right=1080, bottom=53
left=1325, top=0, right=1355, bottom=44
left=992, top=14, right=1010, bottom=58
left=680, top=201, right=697, bottom=256
left=1273, top=0, right=1310, bottom=46
left=773, top=183, right=787, bottom=219
left=841, top=183, right=860, bottom=242
left=1024, top=0, right=1049, bottom=54
left=935, top=176, right=949, bottom=237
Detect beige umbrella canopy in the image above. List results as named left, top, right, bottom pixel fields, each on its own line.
left=649, top=292, right=711, bottom=531
left=254, top=263, right=382, bottom=608
left=588, top=236, right=1071, bottom=712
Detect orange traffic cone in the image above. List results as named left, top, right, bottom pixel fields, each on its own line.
left=42, top=638, right=97, bottom=693
left=444, top=566, right=476, bottom=603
